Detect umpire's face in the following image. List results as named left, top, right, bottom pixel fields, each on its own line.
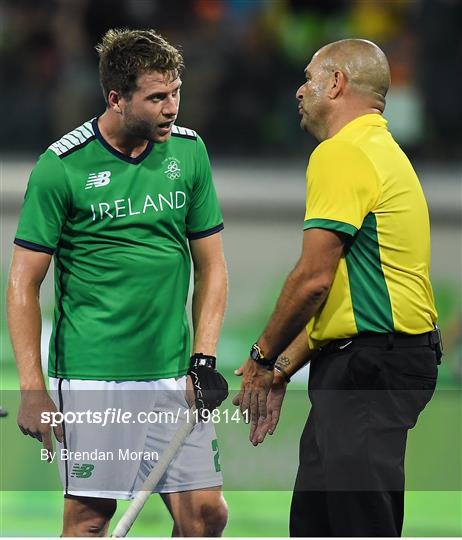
left=296, top=52, right=331, bottom=140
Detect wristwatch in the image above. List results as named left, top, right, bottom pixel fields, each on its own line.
left=250, top=343, right=276, bottom=370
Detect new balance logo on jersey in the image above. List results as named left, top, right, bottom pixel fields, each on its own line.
left=71, top=463, right=95, bottom=478
left=85, top=171, right=111, bottom=189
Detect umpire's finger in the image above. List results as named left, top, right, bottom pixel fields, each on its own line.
left=268, top=409, right=281, bottom=435
left=240, top=388, right=251, bottom=422
left=250, top=415, right=269, bottom=445
left=250, top=391, right=261, bottom=425
left=232, top=392, right=242, bottom=407
left=258, top=389, right=267, bottom=419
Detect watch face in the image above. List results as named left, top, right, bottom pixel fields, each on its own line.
left=250, top=345, right=262, bottom=362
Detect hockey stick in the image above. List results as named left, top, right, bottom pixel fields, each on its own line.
left=111, top=407, right=197, bottom=537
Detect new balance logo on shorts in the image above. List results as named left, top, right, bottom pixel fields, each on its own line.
left=85, top=171, right=111, bottom=189
left=71, top=464, right=95, bottom=478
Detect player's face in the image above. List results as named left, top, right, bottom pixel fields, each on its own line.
left=121, top=71, right=181, bottom=143
left=296, top=53, right=330, bottom=138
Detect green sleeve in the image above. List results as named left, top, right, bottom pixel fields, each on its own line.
left=15, top=150, right=71, bottom=254
left=186, top=136, right=223, bottom=240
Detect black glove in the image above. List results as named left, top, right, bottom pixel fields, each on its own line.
left=187, top=353, right=229, bottom=417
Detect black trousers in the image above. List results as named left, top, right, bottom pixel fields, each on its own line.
left=290, top=341, right=438, bottom=537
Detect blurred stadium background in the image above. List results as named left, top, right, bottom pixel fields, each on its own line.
left=1, top=0, right=461, bottom=536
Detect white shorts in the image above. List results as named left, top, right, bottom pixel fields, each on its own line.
left=49, top=376, right=223, bottom=500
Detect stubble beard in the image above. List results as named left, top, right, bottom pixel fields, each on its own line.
left=301, top=104, right=327, bottom=142
left=123, top=114, right=157, bottom=142
left=300, top=111, right=318, bottom=139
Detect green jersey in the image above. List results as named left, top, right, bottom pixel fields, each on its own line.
left=15, top=119, right=223, bottom=380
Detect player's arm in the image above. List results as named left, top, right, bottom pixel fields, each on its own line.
left=187, top=233, right=229, bottom=415
left=189, top=232, right=228, bottom=356
left=234, top=228, right=344, bottom=423
left=7, top=246, right=63, bottom=456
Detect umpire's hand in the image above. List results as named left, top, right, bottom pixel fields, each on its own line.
left=187, top=353, right=228, bottom=419
left=233, top=359, right=274, bottom=426
left=18, top=389, right=63, bottom=461
left=249, top=370, right=287, bottom=446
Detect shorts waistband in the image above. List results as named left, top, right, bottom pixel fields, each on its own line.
left=324, top=328, right=442, bottom=352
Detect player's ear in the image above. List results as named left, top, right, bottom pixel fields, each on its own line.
left=327, top=69, right=345, bottom=99
left=107, top=90, right=123, bottom=113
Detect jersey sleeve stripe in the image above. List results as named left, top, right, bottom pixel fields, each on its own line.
left=50, top=143, right=61, bottom=153
left=48, top=120, right=96, bottom=157
left=14, top=238, right=55, bottom=255
left=304, top=218, right=357, bottom=237
left=57, top=136, right=96, bottom=159
left=171, top=125, right=197, bottom=140
left=70, top=130, right=86, bottom=144
left=57, top=141, right=70, bottom=152
left=75, top=127, right=90, bottom=139
left=81, top=123, right=94, bottom=137
left=61, top=135, right=77, bottom=147
left=65, top=133, right=82, bottom=145
left=187, top=223, right=224, bottom=240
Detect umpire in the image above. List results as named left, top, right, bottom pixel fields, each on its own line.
left=235, top=39, right=442, bottom=536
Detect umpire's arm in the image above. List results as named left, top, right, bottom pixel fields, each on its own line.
left=189, top=233, right=228, bottom=356
left=235, top=228, right=344, bottom=421
left=7, top=246, right=63, bottom=455
left=259, top=228, right=344, bottom=357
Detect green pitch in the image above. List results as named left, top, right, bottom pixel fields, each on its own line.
left=0, top=491, right=460, bottom=536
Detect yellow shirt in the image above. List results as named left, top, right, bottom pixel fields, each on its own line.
left=304, top=114, right=437, bottom=349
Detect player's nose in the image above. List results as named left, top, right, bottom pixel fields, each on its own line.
left=163, top=96, right=179, bottom=117
left=296, top=84, right=305, bottom=101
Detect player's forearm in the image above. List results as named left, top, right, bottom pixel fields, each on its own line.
left=275, top=329, right=312, bottom=380
left=7, top=280, right=46, bottom=391
left=192, top=260, right=228, bottom=357
left=258, top=263, right=329, bottom=360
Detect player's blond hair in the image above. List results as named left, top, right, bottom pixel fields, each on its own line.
left=96, top=28, right=184, bottom=103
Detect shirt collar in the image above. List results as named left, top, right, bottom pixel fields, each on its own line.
left=333, top=113, right=387, bottom=138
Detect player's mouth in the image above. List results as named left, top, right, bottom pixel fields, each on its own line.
left=157, top=120, right=175, bottom=135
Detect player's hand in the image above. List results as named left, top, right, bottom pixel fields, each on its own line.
left=249, top=371, right=287, bottom=446
left=17, top=389, right=63, bottom=461
left=233, top=359, right=274, bottom=425
left=187, top=353, right=229, bottom=419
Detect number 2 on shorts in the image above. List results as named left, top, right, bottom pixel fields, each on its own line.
left=211, top=439, right=221, bottom=472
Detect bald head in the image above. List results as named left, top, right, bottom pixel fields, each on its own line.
left=315, top=39, right=390, bottom=108
left=296, top=39, right=391, bottom=140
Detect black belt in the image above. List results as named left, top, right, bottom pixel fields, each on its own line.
left=325, top=328, right=442, bottom=354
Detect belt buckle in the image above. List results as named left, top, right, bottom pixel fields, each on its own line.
left=431, top=326, right=443, bottom=364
